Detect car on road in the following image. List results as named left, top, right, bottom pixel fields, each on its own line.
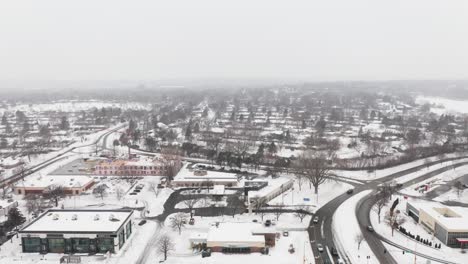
left=346, top=189, right=354, bottom=194
left=337, top=258, right=345, bottom=264
left=331, top=247, right=338, bottom=256
left=138, top=220, right=147, bottom=226
left=313, top=216, right=319, bottom=224
left=265, top=220, right=272, bottom=227
left=129, top=192, right=137, bottom=195
left=367, top=225, right=374, bottom=232
left=316, top=243, right=324, bottom=252
left=283, top=231, right=289, bottom=237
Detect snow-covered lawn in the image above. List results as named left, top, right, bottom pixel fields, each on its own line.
left=144, top=213, right=314, bottom=264
left=269, top=180, right=352, bottom=213
left=416, top=96, right=468, bottom=115
left=435, top=189, right=468, bottom=204
left=332, top=190, right=377, bottom=264
left=399, top=164, right=468, bottom=197
left=336, top=154, right=468, bottom=181
left=370, top=195, right=468, bottom=264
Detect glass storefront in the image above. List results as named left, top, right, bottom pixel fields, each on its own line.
left=97, top=238, right=115, bottom=253
left=22, top=237, right=41, bottom=252
left=48, top=238, right=65, bottom=253
left=126, top=221, right=132, bottom=239
left=72, top=238, right=90, bottom=253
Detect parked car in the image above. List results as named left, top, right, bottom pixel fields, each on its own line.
left=138, top=220, right=147, bottom=226
left=129, top=192, right=137, bottom=195
left=265, top=220, right=272, bottom=227
left=313, top=216, right=319, bottom=224
left=201, top=249, right=212, bottom=258
left=367, top=225, right=374, bottom=232
left=317, top=243, right=324, bottom=252
left=346, top=189, right=354, bottom=194
left=283, top=231, right=289, bottom=237
left=331, top=247, right=338, bottom=256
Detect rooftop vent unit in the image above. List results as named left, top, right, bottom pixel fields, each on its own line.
left=52, top=214, right=59, bottom=220
left=109, top=214, right=115, bottom=221
left=94, top=214, right=100, bottom=221
left=71, top=214, right=78, bottom=220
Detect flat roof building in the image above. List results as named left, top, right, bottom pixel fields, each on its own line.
left=406, top=201, right=468, bottom=247
left=13, top=175, right=95, bottom=196
left=19, top=209, right=133, bottom=254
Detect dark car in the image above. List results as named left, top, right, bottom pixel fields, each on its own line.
left=346, top=189, right=354, bottom=194
left=129, top=192, right=137, bottom=195
left=331, top=247, right=338, bottom=256
left=265, top=220, right=272, bottom=227
left=367, top=225, right=374, bottom=232
left=138, top=220, right=147, bottom=226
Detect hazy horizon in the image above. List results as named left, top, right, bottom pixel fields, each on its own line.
left=1, top=0, right=468, bottom=83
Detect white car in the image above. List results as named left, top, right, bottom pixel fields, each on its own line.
left=337, top=258, right=345, bottom=264
left=316, top=243, right=324, bottom=252
left=313, top=216, right=319, bottom=224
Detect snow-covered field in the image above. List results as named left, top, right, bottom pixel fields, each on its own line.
left=332, top=190, right=377, bottom=264
left=269, top=180, right=352, bottom=213
left=416, top=96, right=468, bottom=114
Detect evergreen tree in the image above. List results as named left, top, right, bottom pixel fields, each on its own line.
left=6, top=207, right=26, bottom=229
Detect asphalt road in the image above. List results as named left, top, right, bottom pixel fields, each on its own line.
left=357, top=160, right=468, bottom=264
left=310, top=155, right=468, bottom=264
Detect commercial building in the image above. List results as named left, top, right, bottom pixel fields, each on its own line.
left=19, top=209, right=133, bottom=254
left=189, top=222, right=276, bottom=253
left=172, top=165, right=239, bottom=188
left=248, top=177, right=294, bottom=205
left=406, top=201, right=468, bottom=247
left=94, top=157, right=181, bottom=177
left=13, top=175, right=95, bottom=195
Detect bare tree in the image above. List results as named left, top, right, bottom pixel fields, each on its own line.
left=115, top=187, right=125, bottom=201
left=373, top=195, right=389, bottom=224
left=385, top=210, right=406, bottom=237
left=93, top=184, right=108, bottom=200
left=157, top=234, right=175, bottom=261
left=24, top=194, right=43, bottom=214
left=43, top=184, right=66, bottom=207
left=453, top=181, right=465, bottom=198
left=355, top=233, right=364, bottom=250
left=183, top=195, right=201, bottom=218
left=170, top=213, right=188, bottom=235
left=273, top=202, right=285, bottom=221
left=295, top=152, right=331, bottom=195
left=294, top=205, right=309, bottom=223
left=149, top=181, right=160, bottom=197
left=227, top=195, right=246, bottom=218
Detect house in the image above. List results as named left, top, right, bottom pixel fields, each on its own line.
left=19, top=209, right=134, bottom=254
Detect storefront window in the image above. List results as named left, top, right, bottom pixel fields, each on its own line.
left=97, top=238, right=114, bottom=253
left=48, top=238, right=65, bottom=253
left=72, top=238, right=90, bottom=253
left=23, top=237, right=41, bottom=252
left=126, top=221, right=132, bottom=239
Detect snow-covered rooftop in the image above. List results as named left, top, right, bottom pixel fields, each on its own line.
left=15, top=175, right=94, bottom=189
left=207, top=222, right=268, bottom=244
left=411, top=201, right=468, bottom=232
left=21, top=209, right=133, bottom=233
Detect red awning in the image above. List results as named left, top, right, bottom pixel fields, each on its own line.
left=456, top=238, right=468, bottom=243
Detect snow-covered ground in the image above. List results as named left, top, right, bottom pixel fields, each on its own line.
left=332, top=190, right=377, bottom=264
left=269, top=180, right=352, bottom=213
left=399, top=164, right=468, bottom=197
left=336, top=154, right=468, bottom=181
left=416, top=96, right=468, bottom=114
left=370, top=195, right=468, bottom=264
left=142, top=213, right=314, bottom=264
left=435, top=188, right=468, bottom=204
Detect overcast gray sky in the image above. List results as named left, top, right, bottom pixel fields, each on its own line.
left=0, top=0, right=467, bottom=82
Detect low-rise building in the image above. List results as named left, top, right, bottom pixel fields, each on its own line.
left=189, top=222, right=276, bottom=253
left=406, top=201, right=468, bottom=247
left=94, top=157, right=181, bottom=177
left=13, top=175, right=95, bottom=195
left=19, top=209, right=134, bottom=254
left=172, top=166, right=239, bottom=188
